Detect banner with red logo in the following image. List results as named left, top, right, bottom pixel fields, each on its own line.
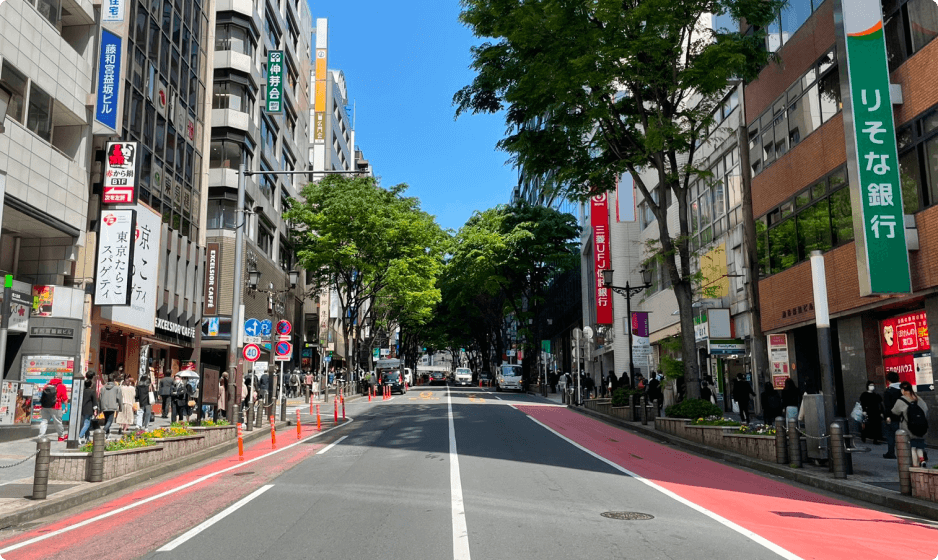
left=881, top=311, right=929, bottom=357
left=94, top=209, right=136, bottom=306
left=591, top=193, right=612, bottom=325
left=103, top=141, right=138, bottom=204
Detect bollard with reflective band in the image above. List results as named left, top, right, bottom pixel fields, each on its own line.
left=269, top=416, right=276, bottom=448
left=237, top=423, right=244, bottom=461
left=788, top=417, right=802, bottom=468
left=89, top=429, right=106, bottom=483
left=775, top=417, right=788, bottom=465
left=333, top=398, right=338, bottom=423
left=296, top=409, right=301, bottom=439
left=32, top=437, right=51, bottom=499
left=316, top=404, right=321, bottom=431
left=830, top=421, right=846, bottom=479
left=369, top=387, right=372, bottom=402
left=342, top=396, right=346, bottom=420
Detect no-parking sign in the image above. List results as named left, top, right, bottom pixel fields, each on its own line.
left=275, top=341, right=292, bottom=361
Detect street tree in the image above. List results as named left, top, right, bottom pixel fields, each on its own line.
left=286, top=175, right=445, bottom=376
left=455, top=0, right=782, bottom=397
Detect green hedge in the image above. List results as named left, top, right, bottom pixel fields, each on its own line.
left=611, top=387, right=645, bottom=407
left=665, top=398, right=722, bottom=419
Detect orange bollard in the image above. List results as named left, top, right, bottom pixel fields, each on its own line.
left=296, top=409, right=301, bottom=439
left=269, top=416, right=276, bottom=448
left=333, top=398, right=338, bottom=423
left=316, top=404, right=321, bottom=431
left=368, top=387, right=372, bottom=402
left=237, top=423, right=244, bottom=461
left=342, top=396, right=346, bottom=420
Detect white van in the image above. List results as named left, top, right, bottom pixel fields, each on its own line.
left=496, top=364, right=523, bottom=392
left=454, top=367, right=472, bottom=386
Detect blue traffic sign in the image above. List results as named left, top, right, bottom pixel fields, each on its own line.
left=244, top=318, right=261, bottom=337
left=276, top=341, right=290, bottom=355
left=260, top=320, right=273, bottom=336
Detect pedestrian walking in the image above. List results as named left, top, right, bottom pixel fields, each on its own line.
left=135, top=375, right=152, bottom=430
left=891, top=381, right=929, bottom=468
left=701, top=379, right=714, bottom=405
left=158, top=372, right=173, bottom=418
left=599, top=372, right=607, bottom=398
left=645, top=373, right=663, bottom=413
left=781, top=378, right=802, bottom=421
left=608, top=371, right=618, bottom=395
left=289, top=370, right=300, bottom=398
left=99, top=375, right=122, bottom=437
left=760, top=382, right=782, bottom=424
left=882, top=371, right=902, bottom=459
left=117, top=377, right=136, bottom=434
left=858, top=380, right=884, bottom=444
left=38, top=374, right=69, bottom=441
left=78, top=372, right=99, bottom=443
left=171, top=374, right=189, bottom=423
left=732, top=373, right=755, bottom=423
left=217, top=372, right=228, bottom=420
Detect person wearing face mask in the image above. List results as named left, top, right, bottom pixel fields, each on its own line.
left=858, top=380, right=884, bottom=444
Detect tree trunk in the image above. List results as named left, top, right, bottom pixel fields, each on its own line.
left=674, top=279, right=701, bottom=399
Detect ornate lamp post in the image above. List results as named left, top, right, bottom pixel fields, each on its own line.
left=601, top=268, right=652, bottom=383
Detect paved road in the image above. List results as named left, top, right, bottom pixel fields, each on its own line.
left=1, top=386, right=937, bottom=559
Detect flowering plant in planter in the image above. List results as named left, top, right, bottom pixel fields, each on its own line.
left=200, top=419, right=231, bottom=427
left=691, top=415, right=740, bottom=427
left=738, top=424, right=776, bottom=436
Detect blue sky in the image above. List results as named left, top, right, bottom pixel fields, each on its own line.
left=308, top=0, right=516, bottom=232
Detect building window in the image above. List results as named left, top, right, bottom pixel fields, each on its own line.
left=749, top=49, right=841, bottom=176
left=257, top=221, right=273, bottom=257
left=212, top=81, right=254, bottom=113
left=279, top=236, right=293, bottom=270
left=206, top=198, right=238, bottom=229
left=215, top=23, right=254, bottom=56
left=261, top=116, right=277, bottom=160
left=895, top=103, right=938, bottom=211
left=765, top=0, right=820, bottom=53
left=884, top=0, right=938, bottom=71
left=756, top=166, right=852, bottom=277
left=26, top=83, right=53, bottom=142
left=28, top=0, right=61, bottom=27
left=0, top=61, right=27, bottom=124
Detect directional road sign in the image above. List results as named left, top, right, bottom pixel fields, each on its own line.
left=259, top=320, right=273, bottom=337
left=242, top=344, right=261, bottom=362
left=244, top=318, right=261, bottom=337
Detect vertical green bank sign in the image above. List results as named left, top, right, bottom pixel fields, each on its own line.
left=266, top=50, right=284, bottom=114
left=836, top=0, right=911, bottom=295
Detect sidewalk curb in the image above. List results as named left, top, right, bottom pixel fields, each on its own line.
left=0, top=418, right=309, bottom=530
left=571, top=405, right=938, bottom=522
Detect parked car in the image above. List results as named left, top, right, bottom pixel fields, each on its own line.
left=454, top=368, right=473, bottom=386
left=429, top=371, right=447, bottom=386
left=380, top=371, right=407, bottom=395
left=496, top=364, right=523, bottom=392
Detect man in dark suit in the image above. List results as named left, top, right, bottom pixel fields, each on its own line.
left=158, top=372, right=174, bottom=418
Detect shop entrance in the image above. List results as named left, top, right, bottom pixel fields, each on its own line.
left=792, top=324, right=845, bottom=417
left=99, top=345, right=124, bottom=378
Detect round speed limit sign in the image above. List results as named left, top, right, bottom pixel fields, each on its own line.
left=242, top=344, right=261, bottom=362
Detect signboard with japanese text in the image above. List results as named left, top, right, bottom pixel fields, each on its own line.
left=880, top=310, right=929, bottom=356
left=102, top=0, right=124, bottom=22
left=104, top=141, right=138, bottom=204
left=22, top=356, right=75, bottom=423
left=98, top=204, right=160, bottom=331
left=0, top=281, right=32, bottom=332
left=203, top=243, right=220, bottom=316
left=94, top=210, right=136, bottom=306
left=266, top=51, right=284, bottom=114
left=0, top=381, right=19, bottom=425
left=836, top=0, right=911, bottom=294
left=95, top=29, right=122, bottom=130
left=590, top=193, right=612, bottom=325
left=768, top=333, right=791, bottom=388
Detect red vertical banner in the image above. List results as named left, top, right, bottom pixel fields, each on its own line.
left=591, top=193, right=612, bottom=325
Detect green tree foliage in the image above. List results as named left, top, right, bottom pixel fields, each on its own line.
left=455, top=0, right=783, bottom=397
left=285, top=175, right=445, bottom=372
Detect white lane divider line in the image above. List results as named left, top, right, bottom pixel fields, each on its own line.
left=157, top=484, right=274, bottom=551
left=526, top=415, right=803, bottom=560
left=448, top=386, right=471, bottom=560
left=316, top=435, right=348, bottom=455
left=0, top=419, right=353, bottom=556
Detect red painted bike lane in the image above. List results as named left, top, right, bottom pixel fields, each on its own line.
left=516, top=405, right=938, bottom=560
left=0, top=420, right=346, bottom=560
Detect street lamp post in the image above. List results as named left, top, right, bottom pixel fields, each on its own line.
left=602, top=268, right=652, bottom=385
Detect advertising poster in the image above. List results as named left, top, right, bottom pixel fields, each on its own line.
left=94, top=209, right=136, bottom=305
left=22, top=356, right=75, bottom=423
left=881, top=311, right=928, bottom=356
left=98, top=204, right=160, bottom=330
left=103, top=141, right=139, bottom=204
left=768, top=333, right=790, bottom=389
left=913, top=354, right=934, bottom=391
left=0, top=381, right=19, bottom=425
left=32, top=285, right=54, bottom=316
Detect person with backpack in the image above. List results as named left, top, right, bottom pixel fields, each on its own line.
left=38, top=375, right=69, bottom=441
left=882, top=371, right=903, bottom=459
left=891, top=381, right=929, bottom=468
left=99, top=375, right=123, bottom=437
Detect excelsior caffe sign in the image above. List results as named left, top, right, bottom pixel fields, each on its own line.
left=203, top=243, right=220, bottom=316
left=155, top=317, right=195, bottom=339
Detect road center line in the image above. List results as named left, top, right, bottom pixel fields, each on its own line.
left=448, top=386, right=471, bottom=560
left=316, top=435, right=347, bottom=455
left=0, top=419, right=352, bottom=556
left=157, top=484, right=274, bottom=552
left=524, top=414, right=802, bottom=560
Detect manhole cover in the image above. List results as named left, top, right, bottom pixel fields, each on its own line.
left=601, top=511, right=654, bottom=521
left=232, top=472, right=255, bottom=477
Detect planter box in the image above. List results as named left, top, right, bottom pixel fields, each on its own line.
left=47, top=428, right=236, bottom=482
left=721, top=432, right=777, bottom=462
left=910, top=467, right=938, bottom=502
left=655, top=418, right=691, bottom=438
left=594, top=402, right=612, bottom=416
left=611, top=406, right=632, bottom=420
left=683, top=424, right=731, bottom=446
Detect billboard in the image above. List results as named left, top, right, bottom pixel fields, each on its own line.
left=590, top=193, right=612, bottom=325
left=95, top=29, right=122, bottom=130
left=98, top=204, right=160, bottom=331
left=103, top=141, right=138, bottom=204
left=94, top=209, right=136, bottom=305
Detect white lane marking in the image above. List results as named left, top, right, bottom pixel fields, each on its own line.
left=316, top=435, right=347, bottom=455
left=448, top=386, right=471, bottom=560
left=0, top=419, right=353, bottom=555
left=525, top=415, right=803, bottom=560
left=157, top=484, right=274, bottom=551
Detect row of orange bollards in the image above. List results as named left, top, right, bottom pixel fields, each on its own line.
left=237, top=396, right=339, bottom=460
